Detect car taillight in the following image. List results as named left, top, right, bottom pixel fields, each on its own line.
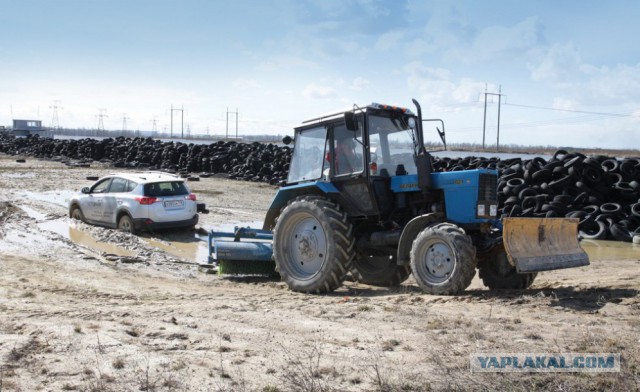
left=135, top=196, right=158, bottom=205
left=186, top=194, right=196, bottom=201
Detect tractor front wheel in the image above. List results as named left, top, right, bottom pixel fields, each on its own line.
left=273, top=196, right=355, bottom=293
left=410, top=223, right=476, bottom=295
left=478, top=247, right=537, bottom=290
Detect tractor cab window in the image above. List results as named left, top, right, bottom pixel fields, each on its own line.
left=333, top=124, right=364, bottom=176
left=287, top=126, right=328, bottom=183
left=368, top=114, right=418, bottom=175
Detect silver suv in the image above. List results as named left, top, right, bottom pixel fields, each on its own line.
left=69, top=172, right=199, bottom=234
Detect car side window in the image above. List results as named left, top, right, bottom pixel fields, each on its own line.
left=126, top=180, right=138, bottom=192
left=91, top=178, right=112, bottom=194
left=108, top=178, right=127, bottom=193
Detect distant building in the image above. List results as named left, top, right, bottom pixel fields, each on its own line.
left=12, top=119, right=44, bottom=136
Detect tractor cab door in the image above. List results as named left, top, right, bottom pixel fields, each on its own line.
left=329, top=123, right=380, bottom=217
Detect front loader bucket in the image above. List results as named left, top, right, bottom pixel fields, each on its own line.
left=502, top=217, right=589, bottom=273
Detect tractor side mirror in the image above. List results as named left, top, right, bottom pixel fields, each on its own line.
left=282, top=135, right=293, bottom=145
left=344, top=112, right=358, bottom=131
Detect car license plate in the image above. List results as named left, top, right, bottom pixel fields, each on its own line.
left=164, top=200, right=184, bottom=208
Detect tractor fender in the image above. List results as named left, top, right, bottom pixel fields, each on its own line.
left=262, top=182, right=340, bottom=230
left=396, top=213, right=442, bottom=265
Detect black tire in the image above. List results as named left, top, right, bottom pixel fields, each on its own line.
left=579, top=220, right=608, bottom=240
left=69, top=205, right=85, bottom=222
left=273, top=196, right=355, bottom=293
left=117, top=214, right=136, bottom=235
left=351, top=251, right=411, bottom=287
left=478, top=247, right=537, bottom=290
left=409, top=223, right=476, bottom=295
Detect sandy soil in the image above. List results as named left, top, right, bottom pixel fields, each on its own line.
left=0, top=154, right=639, bottom=392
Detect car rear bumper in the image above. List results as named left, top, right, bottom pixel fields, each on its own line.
left=133, top=214, right=199, bottom=231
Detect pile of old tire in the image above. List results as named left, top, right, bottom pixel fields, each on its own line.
left=491, top=150, right=639, bottom=242
left=0, top=134, right=292, bottom=185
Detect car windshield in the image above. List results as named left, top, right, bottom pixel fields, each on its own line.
left=144, top=181, right=188, bottom=197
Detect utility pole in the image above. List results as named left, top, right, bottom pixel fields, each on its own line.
left=50, top=100, right=62, bottom=130
left=151, top=116, right=158, bottom=135
left=122, top=113, right=130, bottom=133
left=96, top=109, right=108, bottom=134
left=226, top=108, right=238, bottom=139
left=482, top=85, right=504, bottom=152
left=170, top=105, right=184, bottom=139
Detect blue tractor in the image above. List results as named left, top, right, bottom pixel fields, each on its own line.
left=210, top=99, right=588, bottom=294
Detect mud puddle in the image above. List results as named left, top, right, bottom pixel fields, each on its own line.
left=38, top=220, right=136, bottom=258
left=17, top=190, right=74, bottom=207
left=582, top=239, right=640, bottom=261
left=30, top=210, right=264, bottom=265
left=142, top=234, right=210, bottom=263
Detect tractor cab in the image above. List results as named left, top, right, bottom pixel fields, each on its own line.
left=284, top=103, right=435, bottom=222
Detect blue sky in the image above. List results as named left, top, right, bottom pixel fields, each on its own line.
left=1, top=0, right=639, bottom=149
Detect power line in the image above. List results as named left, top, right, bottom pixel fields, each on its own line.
left=505, top=102, right=635, bottom=118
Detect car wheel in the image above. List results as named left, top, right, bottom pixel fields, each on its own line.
left=117, top=214, right=136, bottom=235
left=70, top=205, right=85, bottom=222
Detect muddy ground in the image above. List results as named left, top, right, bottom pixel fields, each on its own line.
left=0, top=154, right=639, bottom=392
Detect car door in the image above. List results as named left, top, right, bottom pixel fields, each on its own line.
left=80, top=178, right=112, bottom=222
left=103, top=177, right=128, bottom=225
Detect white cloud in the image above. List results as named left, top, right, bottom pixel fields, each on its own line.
left=451, top=78, right=487, bottom=103
left=350, top=77, right=370, bottom=91
left=531, top=44, right=640, bottom=107
left=375, top=30, right=405, bottom=51
left=552, top=97, right=578, bottom=111
left=470, top=17, right=545, bottom=61
left=530, top=42, right=582, bottom=86
left=581, top=63, right=640, bottom=104
left=302, top=82, right=337, bottom=99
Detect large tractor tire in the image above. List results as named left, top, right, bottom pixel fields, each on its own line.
left=410, top=223, right=476, bottom=295
left=351, top=251, right=411, bottom=287
left=478, top=247, right=537, bottom=290
left=273, top=196, right=355, bottom=293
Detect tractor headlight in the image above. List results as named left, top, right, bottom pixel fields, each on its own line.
left=490, top=204, right=498, bottom=216
left=477, top=204, right=485, bottom=216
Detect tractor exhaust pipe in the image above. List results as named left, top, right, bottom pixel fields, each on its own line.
left=412, top=99, right=433, bottom=191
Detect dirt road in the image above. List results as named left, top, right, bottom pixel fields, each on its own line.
left=0, top=155, right=639, bottom=391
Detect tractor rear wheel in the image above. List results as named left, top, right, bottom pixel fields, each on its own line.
left=478, top=247, right=537, bottom=290
left=410, top=223, right=476, bottom=295
left=351, top=252, right=411, bottom=287
left=273, top=196, right=355, bottom=293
